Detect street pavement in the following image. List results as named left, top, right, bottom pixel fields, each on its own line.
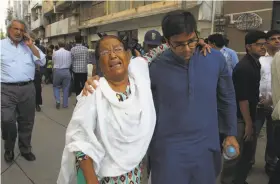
left=1, top=84, right=269, bottom=184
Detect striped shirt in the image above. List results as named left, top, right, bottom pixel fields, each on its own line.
left=53, top=48, right=72, bottom=69
left=71, top=44, right=90, bottom=73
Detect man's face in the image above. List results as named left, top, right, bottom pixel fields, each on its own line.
left=167, top=32, right=199, bottom=61
left=246, top=38, right=267, bottom=57
left=266, top=34, right=280, bottom=51
left=144, top=43, right=158, bottom=53
left=8, top=21, right=25, bottom=43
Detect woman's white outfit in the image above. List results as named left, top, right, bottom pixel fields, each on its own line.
left=57, top=57, right=156, bottom=183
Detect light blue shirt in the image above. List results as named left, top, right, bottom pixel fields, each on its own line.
left=220, top=46, right=239, bottom=76
left=1, top=37, right=46, bottom=83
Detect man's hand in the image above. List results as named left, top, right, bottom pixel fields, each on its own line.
left=244, top=122, right=253, bottom=141
left=82, top=75, right=100, bottom=96
left=223, top=136, right=240, bottom=158
left=23, top=33, right=34, bottom=47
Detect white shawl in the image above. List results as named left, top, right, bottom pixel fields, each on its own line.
left=57, top=57, right=156, bottom=183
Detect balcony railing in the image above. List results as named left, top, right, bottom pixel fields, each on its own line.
left=31, top=16, right=43, bottom=30
left=79, top=1, right=186, bottom=29
left=45, top=16, right=79, bottom=37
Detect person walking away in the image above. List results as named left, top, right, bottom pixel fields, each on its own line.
left=35, top=39, right=46, bottom=81
left=251, top=30, right=280, bottom=175
left=33, top=40, right=45, bottom=112
left=45, top=48, right=54, bottom=84
left=34, top=64, right=42, bottom=112
left=52, top=42, right=72, bottom=109
left=71, top=35, right=90, bottom=96
left=221, top=31, right=267, bottom=184
left=1, top=19, right=46, bottom=162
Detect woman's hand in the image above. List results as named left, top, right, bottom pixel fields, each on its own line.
left=134, top=49, right=142, bottom=57
left=198, top=38, right=211, bottom=56
left=82, top=75, right=100, bottom=96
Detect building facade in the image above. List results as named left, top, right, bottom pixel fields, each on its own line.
left=42, top=0, right=80, bottom=46
left=6, top=0, right=30, bottom=30
left=28, top=0, right=45, bottom=43
left=216, top=1, right=276, bottom=54
left=42, top=0, right=218, bottom=48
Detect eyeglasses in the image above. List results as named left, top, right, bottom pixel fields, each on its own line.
left=169, top=38, right=199, bottom=52
left=252, top=42, right=266, bottom=47
left=99, top=46, right=124, bottom=56
left=268, top=37, right=280, bottom=42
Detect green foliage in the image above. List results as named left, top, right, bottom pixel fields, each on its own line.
left=0, top=29, right=5, bottom=39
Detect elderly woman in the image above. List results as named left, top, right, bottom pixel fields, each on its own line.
left=57, top=35, right=156, bottom=184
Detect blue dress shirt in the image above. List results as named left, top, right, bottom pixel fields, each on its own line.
left=1, top=37, right=46, bottom=83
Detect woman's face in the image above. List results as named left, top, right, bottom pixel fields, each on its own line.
left=99, top=37, right=130, bottom=81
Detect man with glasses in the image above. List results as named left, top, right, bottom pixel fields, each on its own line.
left=1, top=19, right=46, bottom=162
left=148, top=11, right=238, bottom=184
left=221, top=30, right=267, bottom=184
left=251, top=30, right=280, bottom=176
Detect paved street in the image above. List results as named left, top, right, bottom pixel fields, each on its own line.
left=1, top=84, right=269, bottom=184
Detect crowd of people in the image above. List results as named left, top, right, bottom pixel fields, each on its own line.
left=1, top=10, right=280, bottom=184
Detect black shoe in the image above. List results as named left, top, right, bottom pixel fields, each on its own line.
left=21, top=152, right=36, bottom=161
left=265, top=163, right=275, bottom=177
left=36, top=105, right=41, bottom=112
left=56, top=102, right=60, bottom=109
left=4, top=151, right=14, bottom=162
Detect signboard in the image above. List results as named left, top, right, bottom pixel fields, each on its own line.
left=235, top=13, right=262, bottom=31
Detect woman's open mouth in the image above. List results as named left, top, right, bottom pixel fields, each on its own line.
left=109, top=60, right=122, bottom=69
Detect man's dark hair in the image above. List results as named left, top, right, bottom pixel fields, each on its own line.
left=49, top=44, right=54, bottom=50
left=204, top=38, right=208, bottom=44
left=208, top=34, right=225, bottom=48
left=161, top=11, right=197, bottom=40
left=58, top=42, right=65, bottom=48
left=55, top=45, right=59, bottom=50
left=266, top=30, right=280, bottom=40
left=223, top=37, right=229, bottom=47
left=95, top=35, right=128, bottom=61
left=161, top=36, right=166, bottom=44
left=35, top=39, right=40, bottom=45
left=245, top=30, right=267, bottom=45
left=75, top=35, right=83, bottom=43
